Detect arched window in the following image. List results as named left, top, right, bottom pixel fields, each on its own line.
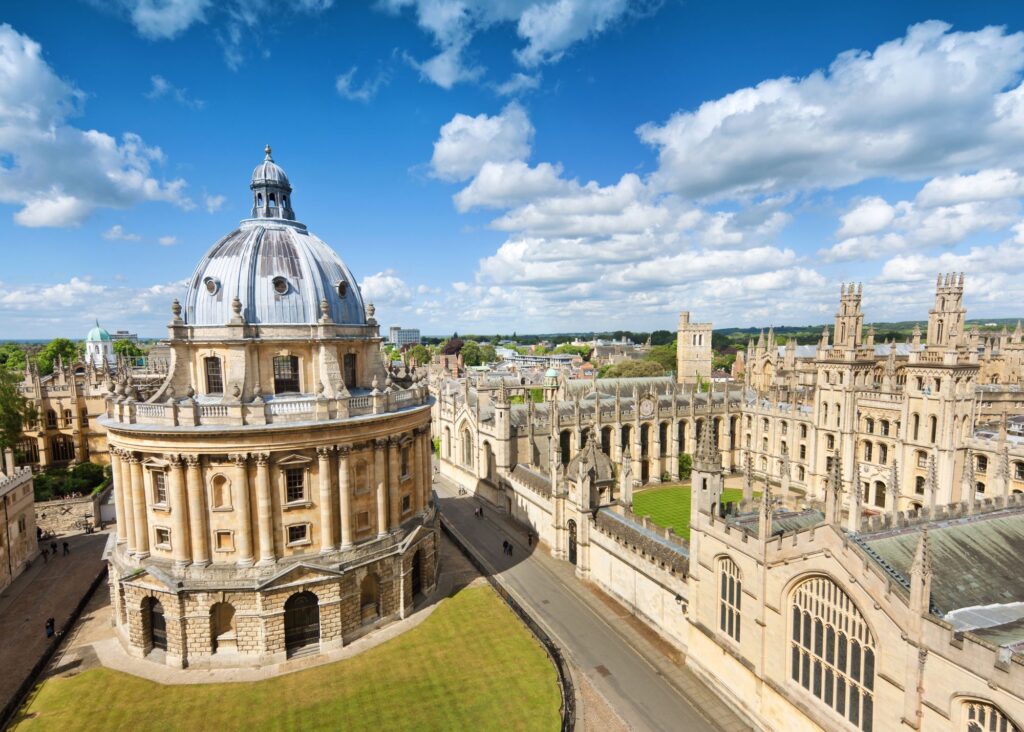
left=443, top=427, right=451, bottom=459
left=798, top=466, right=805, bottom=481
left=977, top=455, right=988, bottom=474
left=790, top=576, right=875, bottom=731
left=204, top=356, right=224, bottom=395
left=268, top=192, right=277, bottom=208
left=257, top=193, right=263, bottom=207
left=462, top=427, right=473, bottom=468
left=46, top=409, right=57, bottom=429
left=560, top=430, right=572, bottom=465
left=962, top=700, right=1020, bottom=732
left=878, top=444, right=887, bottom=465
left=273, top=355, right=300, bottom=393
left=863, top=442, right=872, bottom=462
left=873, top=481, right=886, bottom=508
left=826, top=434, right=835, bottom=450
left=865, top=418, right=874, bottom=433
left=912, top=414, right=920, bottom=441
left=801, top=424, right=808, bottom=439
left=835, top=403, right=841, bottom=427
left=977, top=482, right=986, bottom=495
left=211, top=474, right=231, bottom=509
left=50, top=434, right=75, bottom=462
left=880, top=420, right=890, bottom=436
left=929, top=415, right=938, bottom=444
left=718, top=557, right=742, bottom=642
left=62, top=409, right=72, bottom=427
left=210, top=602, right=236, bottom=653
left=1015, top=462, right=1024, bottom=481
left=915, top=476, right=926, bottom=495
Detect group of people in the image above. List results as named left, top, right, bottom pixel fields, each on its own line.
left=39, top=540, right=70, bottom=563
left=501, top=540, right=515, bottom=556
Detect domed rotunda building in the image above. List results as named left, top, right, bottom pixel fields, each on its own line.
left=101, top=147, right=437, bottom=668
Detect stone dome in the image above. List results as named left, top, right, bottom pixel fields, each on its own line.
left=87, top=320, right=111, bottom=342
left=251, top=145, right=290, bottom=188
left=183, top=150, right=366, bottom=327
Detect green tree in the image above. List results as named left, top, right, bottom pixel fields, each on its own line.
left=0, top=344, right=26, bottom=371
left=678, top=453, right=692, bottom=480
left=0, top=365, right=35, bottom=453
left=461, top=341, right=483, bottom=366
left=36, top=338, right=80, bottom=376
left=113, top=340, right=144, bottom=359
left=647, top=343, right=676, bottom=372
left=406, top=344, right=432, bottom=366
left=553, top=344, right=591, bottom=359
left=604, top=360, right=665, bottom=378
left=480, top=344, right=497, bottom=363
left=649, top=329, right=674, bottom=346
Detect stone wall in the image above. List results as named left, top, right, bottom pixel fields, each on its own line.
left=35, top=489, right=104, bottom=534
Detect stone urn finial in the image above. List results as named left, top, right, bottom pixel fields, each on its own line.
left=171, top=298, right=182, bottom=320
left=232, top=296, right=242, bottom=315
left=232, top=384, right=241, bottom=399
left=186, top=384, right=195, bottom=399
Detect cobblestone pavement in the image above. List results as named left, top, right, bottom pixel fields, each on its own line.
left=435, top=474, right=753, bottom=732
left=0, top=531, right=108, bottom=714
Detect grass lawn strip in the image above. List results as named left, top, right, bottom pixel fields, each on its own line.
left=14, top=585, right=561, bottom=732
left=632, top=485, right=750, bottom=541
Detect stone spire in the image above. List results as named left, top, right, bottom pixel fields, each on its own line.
left=887, top=459, right=900, bottom=518
left=758, top=480, right=775, bottom=542
left=963, top=449, right=977, bottom=512
left=998, top=443, right=1011, bottom=497
left=742, top=449, right=754, bottom=505
left=825, top=449, right=843, bottom=525
left=909, top=526, right=933, bottom=617
left=620, top=448, right=634, bottom=508
left=693, top=418, right=721, bottom=473
left=926, top=450, right=938, bottom=516
left=820, top=325, right=829, bottom=348
left=848, top=459, right=863, bottom=532
left=912, top=323, right=922, bottom=350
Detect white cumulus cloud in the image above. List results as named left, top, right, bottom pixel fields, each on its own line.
left=430, top=102, right=533, bottom=181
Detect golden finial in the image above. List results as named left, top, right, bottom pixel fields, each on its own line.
left=264, top=144, right=272, bottom=159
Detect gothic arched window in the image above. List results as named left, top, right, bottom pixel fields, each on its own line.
left=963, top=700, right=1020, bottom=732
left=461, top=427, right=473, bottom=468
left=718, top=557, right=741, bottom=642
left=790, top=576, right=875, bottom=730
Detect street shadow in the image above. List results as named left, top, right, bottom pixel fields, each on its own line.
left=434, top=490, right=539, bottom=577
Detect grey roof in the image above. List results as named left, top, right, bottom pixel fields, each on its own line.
left=861, top=509, right=1024, bottom=614
left=252, top=158, right=290, bottom=187
left=184, top=220, right=366, bottom=327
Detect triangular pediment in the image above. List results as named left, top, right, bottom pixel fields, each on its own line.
left=277, top=453, right=314, bottom=466
left=256, top=561, right=344, bottom=591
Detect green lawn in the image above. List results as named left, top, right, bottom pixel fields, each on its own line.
left=13, top=586, right=561, bottom=732
left=632, top=485, right=751, bottom=541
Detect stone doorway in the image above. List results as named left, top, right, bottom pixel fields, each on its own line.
left=145, top=597, right=167, bottom=651
left=411, top=550, right=423, bottom=598
left=284, top=591, right=320, bottom=656
left=567, top=519, right=577, bottom=565
left=211, top=602, right=236, bottom=654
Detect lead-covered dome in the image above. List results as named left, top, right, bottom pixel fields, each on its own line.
left=183, top=148, right=366, bottom=327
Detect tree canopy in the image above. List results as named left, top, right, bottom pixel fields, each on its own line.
left=0, top=344, right=26, bottom=372
left=113, top=340, right=144, bottom=359
left=0, top=366, right=34, bottom=452
left=600, top=360, right=665, bottom=378
left=646, top=343, right=676, bottom=372
left=406, top=344, right=432, bottom=366
left=649, top=330, right=674, bottom=346
left=36, top=338, right=80, bottom=375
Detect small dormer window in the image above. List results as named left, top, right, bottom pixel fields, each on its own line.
left=272, top=276, right=288, bottom=294
left=337, top=281, right=347, bottom=298
left=204, top=277, right=220, bottom=295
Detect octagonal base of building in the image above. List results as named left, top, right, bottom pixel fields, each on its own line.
left=106, top=518, right=438, bottom=669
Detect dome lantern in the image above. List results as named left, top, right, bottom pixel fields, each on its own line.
left=250, top=144, right=295, bottom=221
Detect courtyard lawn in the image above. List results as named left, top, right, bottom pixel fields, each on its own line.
left=13, top=586, right=562, bottom=732
left=632, top=485, right=750, bottom=541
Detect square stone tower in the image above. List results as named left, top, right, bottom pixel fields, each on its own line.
left=676, top=311, right=713, bottom=385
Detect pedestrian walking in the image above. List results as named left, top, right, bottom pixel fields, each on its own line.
left=41, top=548, right=48, bottom=563
left=508, top=544, right=514, bottom=557
left=63, top=541, right=70, bottom=556
left=527, top=532, right=533, bottom=547
left=50, top=541, right=57, bottom=555
left=45, top=618, right=55, bottom=639
left=502, top=540, right=508, bottom=554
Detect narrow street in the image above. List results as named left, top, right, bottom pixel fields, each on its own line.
left=434, top=475, right=750, bottom=732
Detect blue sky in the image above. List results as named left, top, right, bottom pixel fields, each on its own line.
left=3, top=1, right=1024, bottom=338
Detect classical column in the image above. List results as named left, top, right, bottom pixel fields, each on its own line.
left=337, top=446, right=353, bottom=549
left=413, top=431, right=425, bottom=514
left=254, top=453, right=275, bottom=565
left=388, top=437, right=402, bottom=530
left=119, top=450, right=136, bottom=553
left=129, top=453, right=149, bottom=557
left=317, top=447, right=335, bottom=553
left=231, top=453, right=254, bottom=566
left=109, top=449, right=126, bottom=543
left=423, top=431, right=433, bottom=508
left=167, top=454, right=190, bottom=568
left=185, top=455, right=210, bottom=566
left=374, top=438, right=388, bottom=537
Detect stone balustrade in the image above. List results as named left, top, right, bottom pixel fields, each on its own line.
left=103, top=384, right=429, bottom=429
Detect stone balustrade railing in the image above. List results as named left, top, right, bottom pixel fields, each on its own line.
left=103, top=385, right=430, bottom=429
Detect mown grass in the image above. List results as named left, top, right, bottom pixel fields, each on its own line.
left=13, top=586, right=561, bottom=732
left=632, top=485, right=750, bottom=541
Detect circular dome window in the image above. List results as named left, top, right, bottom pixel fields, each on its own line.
left=272, top=276, right=289, bottom=294
left=337, top=281, right=347, bottom=298
left=204, top=277, right=220, bottom=295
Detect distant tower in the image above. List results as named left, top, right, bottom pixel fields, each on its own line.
left=927, top=272, right=966, bottom=350
left=833, top=283, right=864, bottom=350
left=85, top=320, right=114, bottom=368
left=676, top=311, right=712, bottom=385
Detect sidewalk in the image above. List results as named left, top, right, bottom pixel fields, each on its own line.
left=0, top=531, right=108, bottom=714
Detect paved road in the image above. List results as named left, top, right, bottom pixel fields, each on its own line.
left=435, top=477, right=746, bottom=732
